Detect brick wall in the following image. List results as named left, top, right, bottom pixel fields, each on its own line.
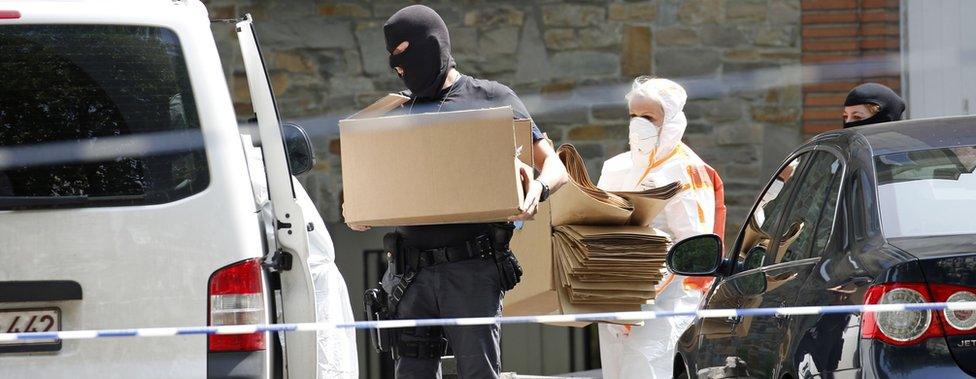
left=800, top=0, right=901, bottom=135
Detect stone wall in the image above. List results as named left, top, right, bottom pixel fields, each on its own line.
left=204, top=0, right=804, bottom=239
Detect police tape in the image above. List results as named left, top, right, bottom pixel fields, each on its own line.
left=3, top=301, right=976, bottom=342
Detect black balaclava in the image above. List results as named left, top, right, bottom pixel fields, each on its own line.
left=383, top=5, right=455, bottom=100
left=843, top=83, right=906, bottom=128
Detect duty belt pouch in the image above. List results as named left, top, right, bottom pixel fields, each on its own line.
left=489, top=223, right=523, bottom=291
left=394, top=327, right=449, bottom=360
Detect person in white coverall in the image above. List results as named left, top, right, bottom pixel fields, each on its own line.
left=596, top=77, right=716, bottom=379
left=244, top=142, right=359, bottom=379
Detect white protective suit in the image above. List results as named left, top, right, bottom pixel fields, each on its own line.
left=596, top=79, right=715, bottom=379
left=244, top=141, right=359, bottom=379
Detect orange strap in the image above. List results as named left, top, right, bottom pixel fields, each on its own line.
left=656, top=272, right=677, bottom=292
left=635, top=145, right=683, bottom=186
left=683, top=277, right=715, bottom=293
left=704, top=165, right=727, bottom=243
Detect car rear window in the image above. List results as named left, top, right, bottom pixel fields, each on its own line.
left=876, top=145, right=976, bottom=238
left=0, top=25, right=208, bottom=209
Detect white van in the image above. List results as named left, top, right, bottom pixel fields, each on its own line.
left=0, top=1, right=322, bottom=377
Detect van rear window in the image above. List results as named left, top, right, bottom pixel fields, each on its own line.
left=0, top=25, right=209, bottom=209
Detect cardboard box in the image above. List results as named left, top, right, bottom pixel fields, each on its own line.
left=513, top=119, right=534, bottom=167
left=340, top=105, right=532, bottom=226
left=503, top=201, right=559, bottom=316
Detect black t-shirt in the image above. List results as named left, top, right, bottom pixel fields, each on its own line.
left=395, top=74, right=543, bottom=249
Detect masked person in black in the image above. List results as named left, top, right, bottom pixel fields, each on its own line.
left=352, top=5, right=568, bottom=379
left=842, top=82, right=906, bottom=128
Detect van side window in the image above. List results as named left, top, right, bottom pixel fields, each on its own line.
left=0, top=25, right=208, bottom=208
left=733, top=153, right=808, bottom=273
left=775, top=152, right=843, bottom=264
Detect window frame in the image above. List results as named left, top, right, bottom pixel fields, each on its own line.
left=725, top=145, right=848, bottom=278
left=725, top=147, right=816, bottom=276
left=771, top=147, right=847, bottom=265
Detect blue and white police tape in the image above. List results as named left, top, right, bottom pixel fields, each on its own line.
left=3, top=301, right=976, bottom=342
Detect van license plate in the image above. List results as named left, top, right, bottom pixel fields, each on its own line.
left=0, top=308, right=61, bottom=353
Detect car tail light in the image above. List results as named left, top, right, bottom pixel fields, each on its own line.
left=0, top=10, right=20, bottom=19
left=208, top=258, right=266, bottom=352
left=861, top=283, right=943, bottom=346
left=926, top=284, right=976, bottom=335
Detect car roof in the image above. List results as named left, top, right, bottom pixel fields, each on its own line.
left=813, top=115, right=976, bottom=156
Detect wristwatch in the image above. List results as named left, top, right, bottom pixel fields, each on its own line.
left=536, top=180, right=550, bottom=202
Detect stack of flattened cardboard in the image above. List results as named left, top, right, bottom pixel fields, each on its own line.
left=553, top=225, right=670, bottom=312
left=504, top=144, right=680, bottom=318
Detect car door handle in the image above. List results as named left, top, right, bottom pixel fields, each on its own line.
left=829, top=276, right=871, bottom=294
left=724, top=315, right=743, bottom=325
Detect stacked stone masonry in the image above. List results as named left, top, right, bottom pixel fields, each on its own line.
left=204, top=0, right=814, bottom=242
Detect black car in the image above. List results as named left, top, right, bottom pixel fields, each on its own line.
left=666, top=117, right=976, bottom=378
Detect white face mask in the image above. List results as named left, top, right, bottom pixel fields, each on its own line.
left=628, top=117, right=660, bottom=157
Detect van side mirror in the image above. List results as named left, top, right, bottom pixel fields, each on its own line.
left=282, top=123, right=315, bottom=175
left=666, top=234, right=724, bottom=276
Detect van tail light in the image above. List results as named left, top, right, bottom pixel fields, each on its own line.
left=0, top=10, right=20, bottom=19
left=208, top=258, right=267, bottom=352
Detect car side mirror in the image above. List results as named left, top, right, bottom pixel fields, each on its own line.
left=282, top=122, right=315, bottom=176
left=666, top=234, right=724, bottom=276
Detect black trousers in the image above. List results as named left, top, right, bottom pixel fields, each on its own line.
left=394, top=257, right=504, bottom=379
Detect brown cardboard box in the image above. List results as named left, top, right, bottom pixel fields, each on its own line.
left=513, top=119, right=534, bottom=167
left=503, top=201, right=557, bottom=316
left=340, top=105, right=534, bottom=226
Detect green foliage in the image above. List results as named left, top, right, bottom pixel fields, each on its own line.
left=0, top=25, right=206, bottom=200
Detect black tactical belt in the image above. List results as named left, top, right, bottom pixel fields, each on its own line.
left=403, top=234, right=494, bottom=271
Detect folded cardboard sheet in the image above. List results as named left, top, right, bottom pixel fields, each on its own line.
left=550, top=144, right=680, bottom=226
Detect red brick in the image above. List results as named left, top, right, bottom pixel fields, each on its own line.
left=862, top=0, right=900, bottom=9
left=801, top=0, right=856, bottom=10
left=860, top=76, right=901, bottom=90
left=861, top=25, right=900, bottom=37
left=801, top=53, right=857, bottom=63
left=803, top=106, right=843, bottom=121
left=802, top=12, right=858, bottom=24
left=805, top=94, right=848, bottom=106
left=803, top=122, right=840, bottom=134
left=860, top=38, right=900, bottom=50
left=803, top=40, right=859, bottom=51
left=860, top=10, right=899, bottom=22
left=803, top=81, right=862, bottom=92
left=802, top=26, right=858, bottom=38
